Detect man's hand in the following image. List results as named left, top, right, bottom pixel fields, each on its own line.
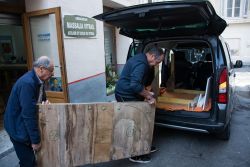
left=146, top=96, right=156, bottom=104
left=145, top=92, right=156, bottom=104
left=159, top=87, right=166, bottom=95
left=42, top=100, right=50, bottom=104
left=32, top=143, right=41, bottom=151
left=140, top=89, right=156, bottom=104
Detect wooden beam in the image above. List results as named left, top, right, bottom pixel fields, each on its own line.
left=0, top=2, right=25, bottom=14
left=158, top=96, right=191, bottom=105
left=174, top=89, right=204, bottom=95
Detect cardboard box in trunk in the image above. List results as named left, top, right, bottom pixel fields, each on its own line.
left=37, top=102, right=155, bottom=167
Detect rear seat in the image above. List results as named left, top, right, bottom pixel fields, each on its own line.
left=174, top=51, right=192, bottom=89
left=195, top=54, right=213, bottom=90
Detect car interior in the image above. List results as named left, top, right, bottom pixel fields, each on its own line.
left=145, top=40, right=213, bottom=113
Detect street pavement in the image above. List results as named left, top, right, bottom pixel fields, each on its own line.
left=1, top=67, right=250, bottom=167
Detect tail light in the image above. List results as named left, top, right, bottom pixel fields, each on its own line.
left=217, top=68, right=228, bottom=103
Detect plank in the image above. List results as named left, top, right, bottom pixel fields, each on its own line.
left=37, top=105, right=61, bottom=167
left=63, top=104, right=95, bottom=166
left=158, top=96, right=192, bottom=105
left=93, top=103, right=113, bottom=163
left=112, top=102, right=155, bottom=160
left=174, top=89, right=204, bottom=94
left=37, top=102, right=155, bottom=166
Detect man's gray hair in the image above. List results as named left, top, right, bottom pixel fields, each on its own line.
left=146, top=46, right=164, bottom=58
left=33, top=56, right=51, bottom=68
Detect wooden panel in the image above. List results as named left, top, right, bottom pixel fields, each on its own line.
left=0, top=2, right=25, bottom=14
left=93, top=103, right=114, bottom=163
left=46, top=92, right=64, bottom=98
left=158, top=96, right=192, bottom=105
left=37, top=102, right=155, bottom=166
left=112, top=102, right=155, bottom=160
left=157, top=89, right=211, bottom=112
left=174, top=89, right=204, bottom=94
left=47, top=97, right=65, bottom=103
left=63, top=104, right=95, bottom=166
left=46, top=92, right=65, bottom=103
left=37, top=105, right=61, bottom=167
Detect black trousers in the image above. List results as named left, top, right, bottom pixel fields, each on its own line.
left=115, top=94, right=143, bottom=102
left=10, top=137, right=36, bottom=167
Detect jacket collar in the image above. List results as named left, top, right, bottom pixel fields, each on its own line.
left=32, top=68, right=43, bottom=85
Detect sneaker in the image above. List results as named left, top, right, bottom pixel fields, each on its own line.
left=150, top=146, right=158, bottom=153
left=129, top=155, right=151, bottom=163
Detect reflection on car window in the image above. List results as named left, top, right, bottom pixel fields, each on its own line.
left=174, top=48, right=211, bottom=64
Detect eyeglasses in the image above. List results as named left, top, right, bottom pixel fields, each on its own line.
left=153, top=54, right=163, bottom=63
left=42, top=66, right=54, bottom=73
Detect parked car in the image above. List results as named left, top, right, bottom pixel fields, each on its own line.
left=94, top=0, right=243, bottom=140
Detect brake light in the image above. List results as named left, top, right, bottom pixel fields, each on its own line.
left=217, top=68, right=228, bottom=103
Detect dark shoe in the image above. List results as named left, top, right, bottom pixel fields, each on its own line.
left=129, top=155, right=151, bottom=163
left=150, top=146, right=158, bottom=153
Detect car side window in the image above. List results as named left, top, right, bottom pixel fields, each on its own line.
left=126, top=41, right=142, bottom=61
left=220, top=38, right=232, bottom=70
left=225, top=43, right=234, bottom=68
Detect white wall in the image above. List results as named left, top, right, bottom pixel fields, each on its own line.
left=222, top=23, right=250, bottom=64
left=209, top=0, right=221, bottom=15
left=103, top=0, right=139, bottom=8
left=115, top=28, right=132, bottom=65
left=25, top=0, right=58, bottom=12
left=61, top=0, right=105, bottom=83
left=209, top=0, right=250, bottom=65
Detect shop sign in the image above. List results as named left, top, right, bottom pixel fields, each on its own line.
left=64, top=15, right=96, bottom=38
left=38, top=33, right=50, bottom=41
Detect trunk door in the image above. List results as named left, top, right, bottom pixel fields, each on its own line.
left=94, top=0, right=227, bottom=39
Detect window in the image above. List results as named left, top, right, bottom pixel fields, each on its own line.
left=29, top=14, right=63, bottom=92
left=243, top=0, right=249, bottom=16
left=224, top=0, right=249, bottom=18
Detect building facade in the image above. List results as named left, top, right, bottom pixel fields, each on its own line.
left=0, top=0, right=142, bottom=137
left=210, top=0, right=250, bottom=65
left=0, top=0, right=141, bottom=108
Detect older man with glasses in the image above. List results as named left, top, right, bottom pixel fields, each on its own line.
left=4, top=56, right=54, bottom=167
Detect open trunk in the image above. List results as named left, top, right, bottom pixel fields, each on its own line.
left=152, top=39, right=213, bottom=114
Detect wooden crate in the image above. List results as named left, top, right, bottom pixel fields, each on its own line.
left=37, top=102, right=155, bottom=167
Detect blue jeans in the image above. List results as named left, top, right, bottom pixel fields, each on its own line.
left=10, top=137, right=36, bottom=167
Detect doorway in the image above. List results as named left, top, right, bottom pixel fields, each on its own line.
left=23, top=7, right=68, bottom=103
left=0, top=23, right=27, bottom=130
left=0, top=14, right=27, bottom=155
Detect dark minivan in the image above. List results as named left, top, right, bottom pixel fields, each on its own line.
left=94, top=0, right=243, bottom=140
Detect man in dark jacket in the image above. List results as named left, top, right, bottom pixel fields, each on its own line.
left=4, top=56, right=54, bottom=167
left=115, top=46, right=164, bottom=163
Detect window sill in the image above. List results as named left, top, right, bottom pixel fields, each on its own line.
left=224, top=17, right=250, bottom=24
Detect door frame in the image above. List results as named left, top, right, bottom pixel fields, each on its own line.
left=23, top=7, right=69, bottom=103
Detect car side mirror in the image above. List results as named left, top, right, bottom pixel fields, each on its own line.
left=234, top=60, right=243, bottom=68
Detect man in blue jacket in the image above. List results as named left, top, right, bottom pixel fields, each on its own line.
left=4, top=56, right=54, bottom=167
left=115, top=46, right=164, bottom=163
left=115, top=46, right=164, bottom=104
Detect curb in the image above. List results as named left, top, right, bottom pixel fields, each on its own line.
left=0, top=147, right=14, bottom=159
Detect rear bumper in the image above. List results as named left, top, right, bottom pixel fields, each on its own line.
left=155, top=114, right=226, bottom=134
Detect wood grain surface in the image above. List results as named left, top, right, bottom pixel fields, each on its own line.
left=37, top=102, right=155, bottom=167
